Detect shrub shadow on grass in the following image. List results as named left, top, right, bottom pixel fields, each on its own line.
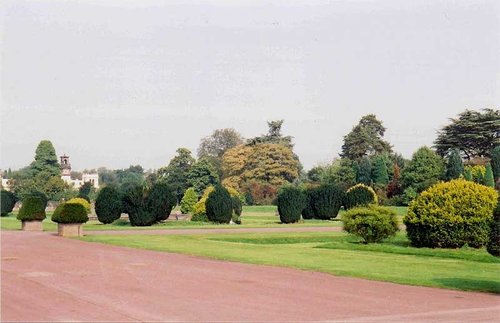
left=433, top=278, right=500, bottom=294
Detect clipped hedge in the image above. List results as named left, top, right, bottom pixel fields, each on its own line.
left=95, top=186, right=123, bottom=224
left=343, top=184, right=378, bottom=210
left=277, top=186, right=306, bottom=224
left=404, top=179, right=498, bottom=248
left=52, top=202, right=89, bottom=224
left=180, top=187, right=198, bottom=214
left=17, top=196, right=46, bottom=221
left=487, top=197, right=500, bottom=257
left=312, top=184, right=344, bottom=220
left=206, top=185, right=233, bottom=224
left=1, top=190, right=17, bottom=216
left=67, top=197, right=91, bottom=214
left=343, top=206, right=399, bottom=243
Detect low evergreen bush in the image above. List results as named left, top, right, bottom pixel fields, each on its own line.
left=343, top=206, right=399, bottom=243
left=95, top=186, right=123, bottom=224
left=147, top=182, right=176, bottom=221
left=191, top=213, right=209, bottom=222
left=312, top=184, right=343, bottom=220
left=206, top=185, right=233, bottom=224
left=180, top=188, right=198, bottom=214
left=1, top=190, right=17, bottom=216
left=343, top=184, right=378, bottom=210
left=487, top=197, right=500, bottom=257
left=27, top=191, right=48, bottom=208
left=52, top=203, right=89, bottom=224
left=404, top=179, right=498, bottom=248
left=16, top=196, right=46, bottom=221
left=277, top=186, right=305, bottom=224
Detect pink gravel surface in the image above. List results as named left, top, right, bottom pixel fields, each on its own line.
left=2, top=231, right=499, bottom=322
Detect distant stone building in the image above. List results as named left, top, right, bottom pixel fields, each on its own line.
left=60, top=155, right=99, bottom=189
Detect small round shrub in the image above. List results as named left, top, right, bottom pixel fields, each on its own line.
left=1, top=190, right=17, bottom=216
left=301, top=188, right=316, bottom=220
left=343, top=206, right=399, bottom=243
left=404, top=179, right=498, bottom=248
left=277, top=186, right=306, bottom=224
left=95, top=186, right=123, bottom=224
left=487, top=197, right=500, bottom=257
left=17, top=196, right=46, bottom=221
left=206, top=185, right=233, bottom=224
left=343, top=184, right=378, bottom=210
left=312, top=184, right=344, bottom=219
left=180, top=187, right=198, bottom=214
left=191, top=213, right=209, bottom=222
left=52, top=202, right=89, bottom=224
left=67, top=198, right=91, bottom=214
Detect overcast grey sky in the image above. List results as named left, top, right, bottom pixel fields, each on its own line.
left=1, top=0, right=499, bottom=171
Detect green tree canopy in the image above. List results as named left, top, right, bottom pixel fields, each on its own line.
left=356, top=156, right=372, bottom=185
left=402, top=146, right=444, bottom=192
left=341, top=114, right=392, bottom=160
left=187, top=158, right=219, bottom=195
left=157, top=148, right=195, bottom=201
left=434, top=109, right=500, bottom=159
left=30, top=140, right=60, bottom=177
left=372, top=155, right=389, bottom=185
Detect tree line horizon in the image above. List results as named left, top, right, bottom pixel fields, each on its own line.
left=2, top=108, right=498, bottom=205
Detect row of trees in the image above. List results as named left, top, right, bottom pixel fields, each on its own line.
left=2, top=109, right=498, bottom=208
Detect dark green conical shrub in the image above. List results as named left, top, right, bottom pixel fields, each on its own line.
left=206, top=185, right=233, bottom=224
left=17, top=196, right=46, bottom=221
left=95, top=186, right=123, bottom=224
left=52, top=203, right=88, bottom=224
left=487, top=197, right=500, bottom=257
left=312, top=184, right=344, bottom=220
left=1, top=190, right=17, bottom=216
left=277, top=186, right=306, bottom=224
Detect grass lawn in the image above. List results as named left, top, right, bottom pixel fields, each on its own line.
left=81, top=231, right=500, bottom=294
left=1, top=205, right=366, bottom=231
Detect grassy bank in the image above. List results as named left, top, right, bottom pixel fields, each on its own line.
left=81, top=231, right=500, bottom=293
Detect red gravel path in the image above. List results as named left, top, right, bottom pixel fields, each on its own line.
left=2, top=231, right=499, bottom=322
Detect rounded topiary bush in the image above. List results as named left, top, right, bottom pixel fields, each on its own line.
left=206, top=185, right=233, bottom=224
left=26, top=191, right=48, bottom=208
left=343, top=206, right=399, bottom=243
left=1, top=190, right=17, bottom=216
left=487, top=197, right=500, bottom=257
left=17, top=196, right=46, bottom=221
left=312, top=184, right=344, bottom=220
left=277, top=186, right=306, bottom=224
left=343, top=184, right=378, bottom=210
left=95, top=186, right=123, bottom=224
left=52, top=203, right=89, bottom=224
left=180, top=187, right=198, bottom=214
left=404, top=179, right=498, bottom=248
left=147, top=182, right=176, bottom=221
left=121, top=183, right=156, bottom=226
left=67, top=197, right=91, bottom=214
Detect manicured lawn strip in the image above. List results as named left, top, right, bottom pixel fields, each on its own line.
left=80, top=231, right=500, bottom=293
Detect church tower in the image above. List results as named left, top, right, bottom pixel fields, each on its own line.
left=60, top=155, right=71, bottom=178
